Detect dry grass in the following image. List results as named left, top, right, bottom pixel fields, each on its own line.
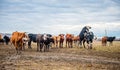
left=0, top=41, right=120, bottom=70
left=93, top=41, right=120, bottom=53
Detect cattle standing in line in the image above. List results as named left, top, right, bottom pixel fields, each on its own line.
left=102, top=36, right=116, bottom=46
left=66, top=34, right=74, bottom=48
left=3, top=35, right=10, bottom=45
left=36, top=34, right=53, bottom=52
left=11, top=31, right=29, bottom=54
left=28, top=33, right=37, bottom=49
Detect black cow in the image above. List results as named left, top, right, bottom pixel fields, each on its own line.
left=107, top=36, right=116, bottom=46
left=28, top=33, right=37, bottom=49
left=3, top=35, right=10, bottom=45
left=79, top=26, right=91, bottom=48
left=36, top=34, right=54, bottom=52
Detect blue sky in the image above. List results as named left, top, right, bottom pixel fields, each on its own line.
left=0, top=0, right=120, bottom=37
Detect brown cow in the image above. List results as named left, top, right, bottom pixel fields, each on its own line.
left=66, top=34, right=74, bottom=48
left=0, top=34, right=2, bottom=39
left=0, top=34, right=4, bottom=44
left=52, top=35, right=60, bottom=48
left=11, top=31, right=28, bottom=54
left=72, top=35, right=79, bottom=46
left=59, top=34, right=65, bottom=48
left=102, top=36, right=107, bottom=46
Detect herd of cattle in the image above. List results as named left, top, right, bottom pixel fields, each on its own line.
left=0, top=26, right=116, bottom=54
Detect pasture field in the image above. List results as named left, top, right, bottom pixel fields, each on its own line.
left=0, top=41, right=120, bottom=70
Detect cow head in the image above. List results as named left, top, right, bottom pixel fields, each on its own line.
left=113, top=36, right=116, bottom=40
left=85, top=26, right=91, bottom=30
left=59, top=34, right=65, bottom=39
left=22, top=32, right=29, bottom=43
left=43, top=34, right=48, bottom=41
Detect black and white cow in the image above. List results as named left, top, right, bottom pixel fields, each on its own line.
left=79, top=26, right=91, bottom=47
left=83, top=31, right=95, bottom=49
left=79, top=26, right=95, bottom=49
left=36, top=33, right=54, bottom=52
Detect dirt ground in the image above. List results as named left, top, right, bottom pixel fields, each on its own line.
left=0, top=41, right=120, bottom=70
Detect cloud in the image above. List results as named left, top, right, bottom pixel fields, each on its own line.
left=0, top=0, right=120, bottom=37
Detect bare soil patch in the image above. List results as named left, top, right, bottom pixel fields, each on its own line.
left=0, top=42, right=120, bottom=70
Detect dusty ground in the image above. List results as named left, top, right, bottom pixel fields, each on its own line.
left=0, top=41, right=120, bottom=70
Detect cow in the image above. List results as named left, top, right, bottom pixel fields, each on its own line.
left=107, top=36, right=116, bottom=46
left=0, top=39, right=4, bottom=44
left=102, top=36, right=116, bottom=46
left=59, top=34, right=65, bottom=48
left=3, top=35, right=10, bottom=45
left=79, top=26, right=95, bottom=49
left=28, top=33, right=37, bottom=49
left=11, top=31, right=28, bottom=54
left=66, top=34, right=74, bottom=48
left=0, top=34, right=4, bottom=44
left=52, top=35, right=60, bottom=48
left=36, top=33, right=53, bottom=52
left=72, top=35, right=79, bottom=47
left=102, top=36, right=107, bottom=46
left=0, top=34, right=2, bottom=39
left=82, top=31, right=95, bottom=49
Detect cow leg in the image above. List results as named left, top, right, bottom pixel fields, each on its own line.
left=59, top=42, right=61, bottom=48
left=23, top=43, right=25, bottom=51
left=69, top=42, right=71, bottom=48
left=44, top=44, right=46, bottom=52
left=28, top=41, right=32, bottom=49
left=47, top=45, right=49, bottom=52
left=70, top=42, right=71, bottom=48
left=60, top=42, right=63, bottom=48
left=56, top=42, right=58, bottom=48
left=110, top=42, right=112, bottom=46
left=79, top=40, right=82, bottom=48
left=5, top=42, right=7, bottom=45
left=60, top=42, right=62, bottom=48
left=18, top=43, right=22, bottom=54
left=15, top=42, right=19, bottom=54
left=83, top=40, right=86, bottom=48
left=56, top=41, right=58, bottom=48
left=90, top=43, right=92, bottom=49
left=67, top=41, right=69, bottom=48
left=105, top=41, right=107, bottom=46
left=66, top=41, right=67, bottom=48
left=61, top=42, right=63, bottom=48
left=37, top=42, right=39, bottom=51
left=47, top=45, right=48, bottom=52
left=15, top=47, right=18, bottom=54
left=71, top=41, right=73, bottom=48
left=67, top=42, right=69, bottom=48
left=40, top=43, right=43, bottom=52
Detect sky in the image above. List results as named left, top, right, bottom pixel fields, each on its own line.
left=0, top=0, right=120, bottom=37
